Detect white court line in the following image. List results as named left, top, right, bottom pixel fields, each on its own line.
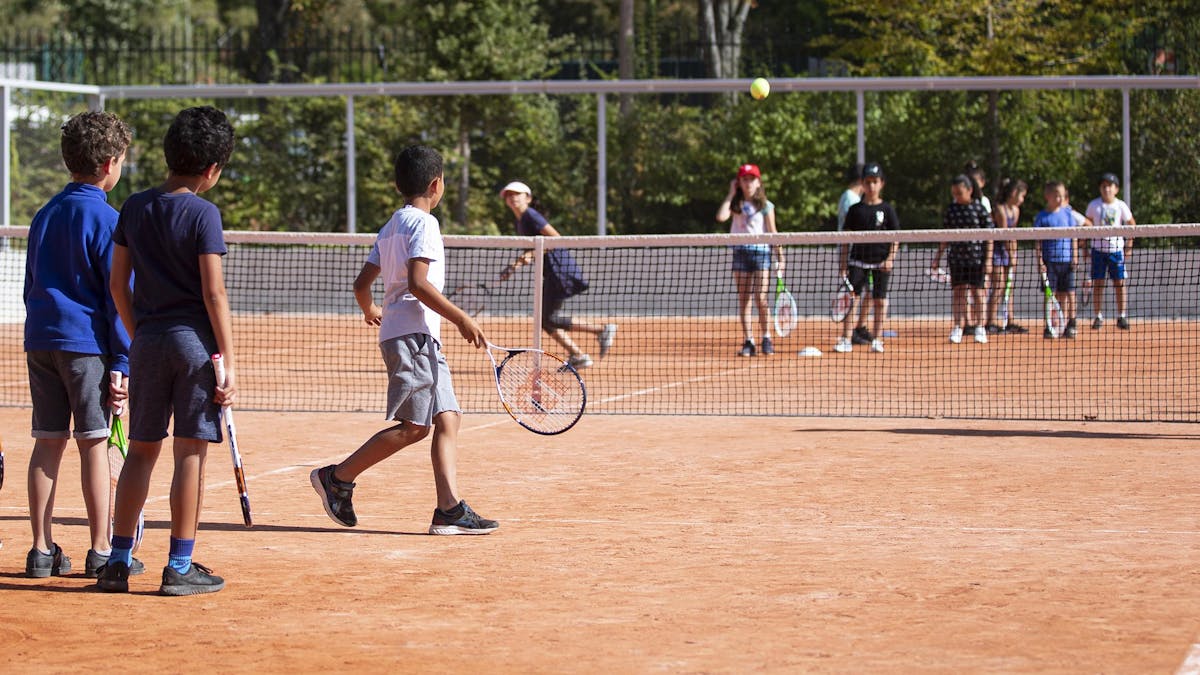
left=1177, top=643, right=1200, bottom=675
left=592, top=362, right=761, bottom=407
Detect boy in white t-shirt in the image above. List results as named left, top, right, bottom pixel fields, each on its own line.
left=310, top=145, right=498, bottom=535
left=1083, top=173, right=1136, bottom=330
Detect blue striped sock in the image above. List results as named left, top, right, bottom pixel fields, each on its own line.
left=168, top=537, right=195, bottom=574
left=110, top=535, right=134, bottom=566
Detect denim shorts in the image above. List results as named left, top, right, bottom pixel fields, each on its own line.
left=381, top=333, right=460, bottom=427
left=27, top=351, right=110, bottom=440
left=1045, top=262, right=1075, bottom=293
left=128, top=329, right=222, bottom=443
left=731, top=246, right=771, bottom=273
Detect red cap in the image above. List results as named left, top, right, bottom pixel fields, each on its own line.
left=737, top=164, right=761, bottom=179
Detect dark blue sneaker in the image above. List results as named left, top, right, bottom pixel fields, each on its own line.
left=25, top=543, right=71, bottom=578
left=159, top=562, right=225, bottom=596
left=310, top=465, right=357, bottom=527
left=428, top=501, right=499, bottom=535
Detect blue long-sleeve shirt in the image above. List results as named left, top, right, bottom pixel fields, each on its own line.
left=24, top=182, right=130, bottom=375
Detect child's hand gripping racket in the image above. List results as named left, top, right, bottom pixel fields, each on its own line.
left=773, top=270, right=798, bottom=337
left=485, top=342, right=586, bottom=435
left=828, top=275, right=854, bottom=322
left=212, top=355, right=253, bottom=527
left=1040, top=270, right=1066, bottom=338
left=107, top=371, right=144, bottom=553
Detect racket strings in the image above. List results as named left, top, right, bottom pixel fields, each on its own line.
left=496, top=353, right=584, bottom=433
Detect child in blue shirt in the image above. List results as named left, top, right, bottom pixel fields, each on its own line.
left=23, top=111, right=137, bottom=579
left=1033, top=181, right=1079, bottom=339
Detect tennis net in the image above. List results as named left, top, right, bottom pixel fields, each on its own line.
left=1, top=224, right=1197, bottom=421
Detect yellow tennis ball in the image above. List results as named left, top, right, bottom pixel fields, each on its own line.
left=750, top=77, right=770, bottom=100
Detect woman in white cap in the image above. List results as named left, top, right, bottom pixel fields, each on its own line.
left=499, top=181, right=616, bottom=369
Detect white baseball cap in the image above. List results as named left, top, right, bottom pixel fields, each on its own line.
left=499, top=181, right=532, bottom=197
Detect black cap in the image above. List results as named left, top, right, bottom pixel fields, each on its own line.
left=1099, top=172, right=1120, bottom=187
left=861, top=162, right=884, bottom=180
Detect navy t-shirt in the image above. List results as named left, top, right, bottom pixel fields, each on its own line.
left=112, top=188, right=227, bottom=335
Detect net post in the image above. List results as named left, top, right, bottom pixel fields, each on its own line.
left=597, top=92, right=607, bottom=236
left=532, top=236, right=545, bottom=351
left=345, top=94, right=357, bottom=233
left=1, top=85, right=8, bottom=228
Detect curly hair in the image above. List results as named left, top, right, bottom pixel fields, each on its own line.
left=60, top=111, right=132, bottom=177
left=163, top=106, right=235, bottom=176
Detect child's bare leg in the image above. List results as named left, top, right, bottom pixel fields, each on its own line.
left=112, top=439, right=161, bottom=538
left=77, top=437, right=111, bottom=552
left=28, top=438, right=68, bottom=551
left=986, top=269, right=1004, bottom=325
left=549, top=328, right=583, bottom=357
left=1093, top=278, right=1106, bottom=315
left=753, top=275, right=771, bottom=338
left=1114, top=279, right=1126, bottom=315
left=169, top=437, right=210, bottom=541
left=842, top=295, right=860, bottom=339
left=336, top=421, right=430, bottom=483
left=430, top=411, right=461, bottom=511
left=952, top=286, right=967, bottom=327
left=872, top=297, right=888, bottom=338
left=735, top=272, right=754, bottom=341
left=855, top=292, right=872, bottom=331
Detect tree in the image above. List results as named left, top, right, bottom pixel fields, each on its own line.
left=698, top=0, right=756, bottom=79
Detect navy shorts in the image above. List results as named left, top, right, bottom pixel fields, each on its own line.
left=950, top=264, right=986, bottom=289
left=731, top=246, right=771, bottom=273
left=27, top=351, right=111, bottom=440
left=128, top=329, right=222, bottom=443
left=1091, top=250, right=1126, bottom=281
left=1045, top=262, right=1075, bottom=293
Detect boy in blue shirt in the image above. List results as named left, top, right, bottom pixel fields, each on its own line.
left=1033, top=181, right=1079, bottom=339
left=311, top=145, right=498, bottom=535
left=23, top=111, right=140, bottom=579
left=98, top=106, right=238, bottom=595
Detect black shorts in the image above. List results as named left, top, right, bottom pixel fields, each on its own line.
left=950, top=264, right=986, bottom=289
left=847, top=266, right=890, bottom=300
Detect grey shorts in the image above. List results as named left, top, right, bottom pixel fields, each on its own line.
left=381, top=333, right=460, bottom=427
left=128, top=329, right=222, bottom=443
left=27, top=351, right=110, bottom=440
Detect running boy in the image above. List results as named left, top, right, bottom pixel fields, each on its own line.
left=23, top=111, right=139, bottom=578
left=98, top=106, right=238, bottom=596
left=311, top=145, right=498, bottom=535
left=931, top=175, right=994, bottom=344
left=835, top=162, right=899, bottom=354
left=1033, top=181, right=1079, bottom=339
left=1084, top=173, right=1136, bottom=330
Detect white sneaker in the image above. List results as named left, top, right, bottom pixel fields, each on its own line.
left=974, top=326, right=988, bottom=344
left=568, top=353, right=593, bottom=369
left=833, top=337, right=852, bottom=353
left=598, top=324, right=617, bottom=358
left=870, top=338, right=884, bottom=353
left=949, top=326, right=963, bottom=344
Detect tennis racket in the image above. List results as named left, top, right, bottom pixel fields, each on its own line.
left=485, top=342, right=586, bottom=435
left=999, top=271, right=1014, bottom=326
left=1041, top=270, right=1066, bottom=337
left=773, top=271, right=798, bottom=337
left=107, top=371, right=144, bottom=553
left=828, top=276, right=854, bottom=322
left=212, top=354, right=253, bottom=527
left=447, top=282, right=494, bottom=317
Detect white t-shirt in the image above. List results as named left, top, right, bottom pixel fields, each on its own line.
left=730, top=200, right=774, bottom=235
left=1085, top=197, right=1134, bottom=253
left=367, top=205, right=446, bottom=344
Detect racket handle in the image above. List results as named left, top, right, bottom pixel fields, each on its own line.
left=212, top=353, right=229, bottom=392
left=109, top=370, right=125, bottom=417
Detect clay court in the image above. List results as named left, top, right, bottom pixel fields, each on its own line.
left=1, top=346, right=1199, bottom=671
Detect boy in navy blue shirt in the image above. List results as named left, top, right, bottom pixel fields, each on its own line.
left=23, top=111, right=139, bottom=579
left=98, top=106, right=238, bottom=596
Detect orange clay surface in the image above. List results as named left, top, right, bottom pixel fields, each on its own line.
left=1, top=407, right=1199, bottom=672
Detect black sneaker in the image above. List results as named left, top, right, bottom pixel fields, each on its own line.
left=761, top=337, right=775, bottom=356
left=310, top=465, right=357, bottom=527
left=1043, top=327, right=1055, bottom=339
left=96, top=561, right=131, bottom=593
left=1091, top=316, right=1103, bottom=330
left=1117, top=317, right=1130, bottom=330
left=738, top=340, right=755, bottom=357
left=1064, top=319, right=1077, bottom=339
left=1004, top=323, right=1029, bottom=334
left=851, top=326, right=872, bottom=345
left=428, top=501, right=499, bottom=535
left=85, top=549, right=146, bottom=578
left=985, top=324, right=1003, bottom=334
left=159, top=562, right=225, bottom=596
left=25, top=543, right=71, bottom=578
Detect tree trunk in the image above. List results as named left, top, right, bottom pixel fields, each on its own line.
left=619, top=0, right=635, bottom=118
left=255, top=0, right=292, bottom=83
left=455, top=119, right=471, bottom=228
